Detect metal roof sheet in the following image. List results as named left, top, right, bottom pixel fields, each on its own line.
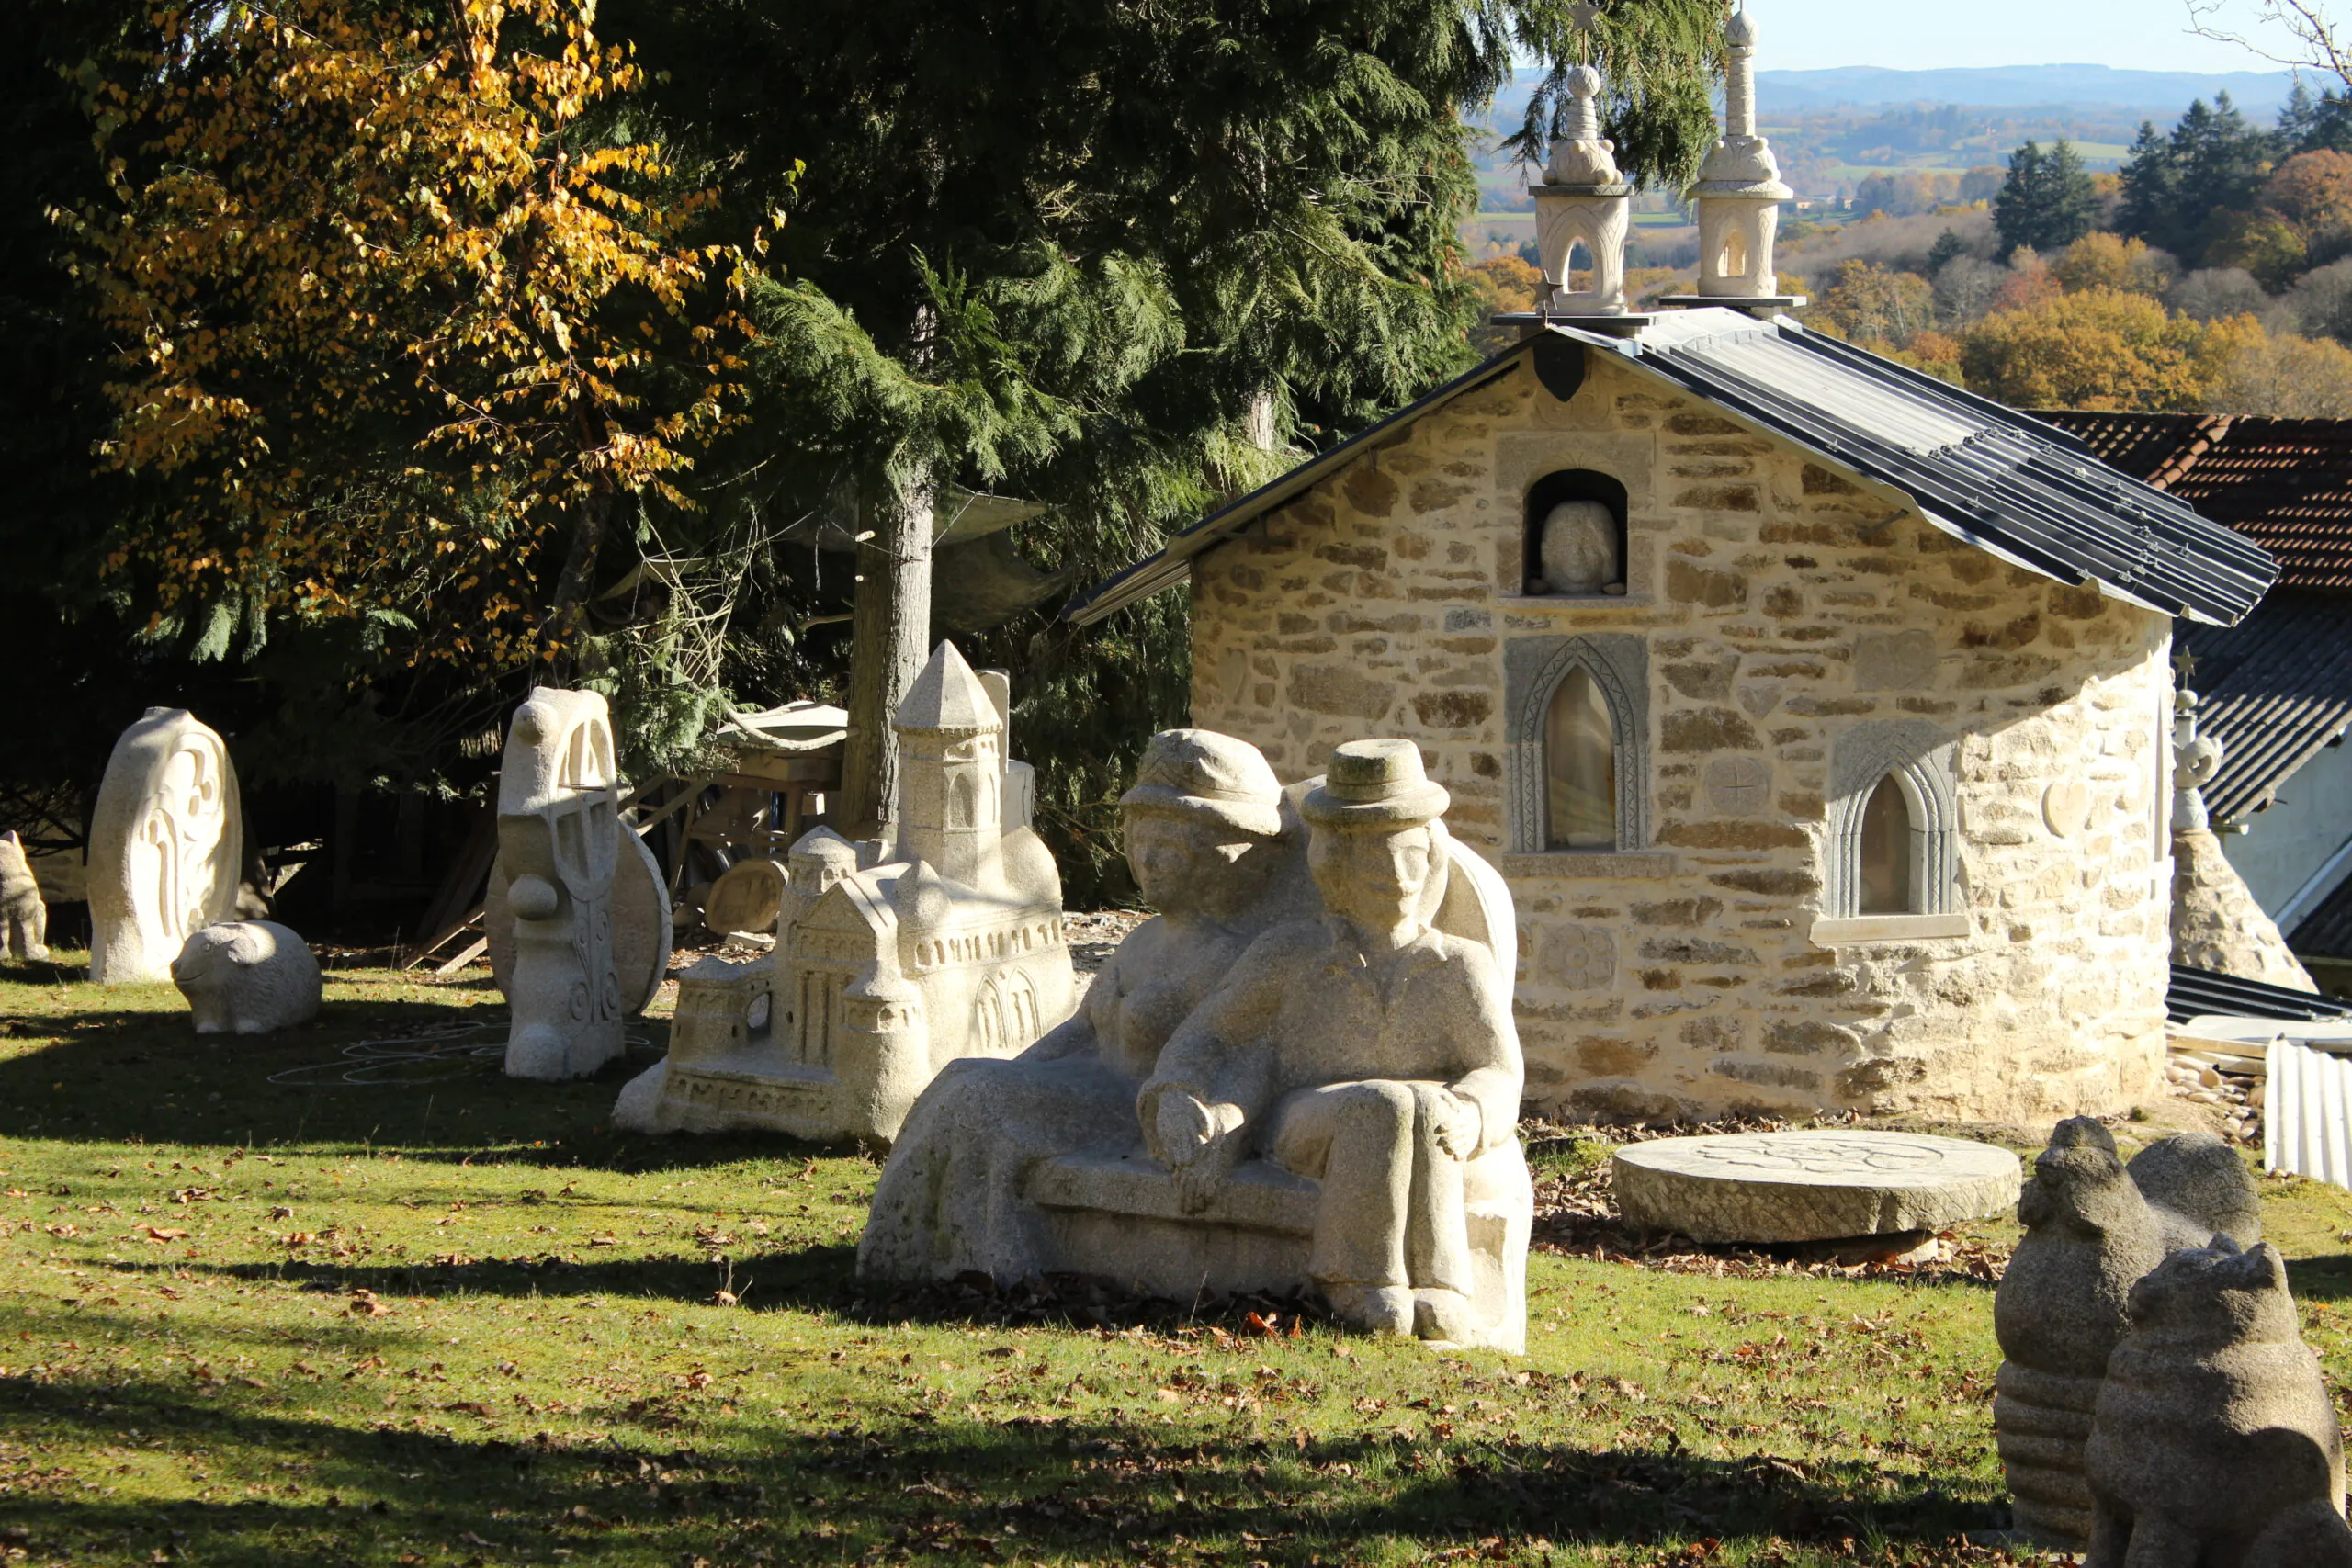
left=1066, top=313, right=2277, bottom=628
left=2167, top=962, right=2352, bottom=1024
left=2176, top=590, right=2352, bottom=824
left=2036, top=412, right=2352, bottom=592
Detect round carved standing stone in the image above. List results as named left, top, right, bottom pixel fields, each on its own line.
left=1613, top=1130, right=2021, bottom=1244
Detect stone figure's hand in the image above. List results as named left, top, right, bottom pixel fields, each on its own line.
left=1174, top=1129, right=1240, bottom=1214
left=1156, top=1092, right=1216, bottom=1164
left=1432, top=1089, right=1482, bottom=1160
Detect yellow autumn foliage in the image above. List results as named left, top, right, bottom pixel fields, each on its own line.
left=61, top=0, right=757, bottom=670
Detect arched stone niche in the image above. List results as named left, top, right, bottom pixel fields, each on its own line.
left=1504, top=632, right=1650, bottom=855
left=1522, top=469, right=1629, bottom=598
left=1825, top=721, right=1960, bottom=919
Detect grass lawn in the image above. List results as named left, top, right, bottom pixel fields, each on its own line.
left=5, top=957, right=2352, bottom=1567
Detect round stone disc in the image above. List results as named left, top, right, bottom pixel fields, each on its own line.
left=1612, top=1130, right=2022, bottom=1244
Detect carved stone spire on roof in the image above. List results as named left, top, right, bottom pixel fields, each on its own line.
left=1662, top=4, right=1805, bottom=312
left=1529, top=27, right=1635, bottom=320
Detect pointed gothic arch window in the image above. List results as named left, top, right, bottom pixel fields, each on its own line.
left=1506, top=633, right=1649, bottom=856
left=1856, top=774, right=1915, bottom=914
left=1826, top=723, right=1960, bottom=922
left=1544, top=667, right=1616, bottom=850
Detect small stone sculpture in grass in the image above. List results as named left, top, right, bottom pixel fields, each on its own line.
left=172, top=921, right=322, bottom=1035
left=2084, top=1238, right=2352, bottom=1568
left=1994, top=1116, right=2261, bottom=1551
left=0, top=831, right=47, bottom=962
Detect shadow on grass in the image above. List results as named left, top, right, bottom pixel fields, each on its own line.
left=0, top=1367, right=2004, bottom=1566
left=2286, top=1251, right=2352, bottom=1301
left=0, top=988, right=877, bottom=1174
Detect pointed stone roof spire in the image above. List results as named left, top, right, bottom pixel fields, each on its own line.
left=1660, top=2, right=1804, bottom=311
left=1527, top=14, right=1636, bottom=321
left=894, top=641, right=1001, bottom=737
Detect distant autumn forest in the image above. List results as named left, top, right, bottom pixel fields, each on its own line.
left=1470, top=85, right=2352, bottom=415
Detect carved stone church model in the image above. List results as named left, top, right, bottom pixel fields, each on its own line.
left=616, top=641, right=1075, bottom=1142
left=1065, top=6, right=2280, bottom=1125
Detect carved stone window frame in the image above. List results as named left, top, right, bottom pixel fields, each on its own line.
left=1504, top=632, right=1650, bottom=856
left=1825, top=720, right=1960, bottom=919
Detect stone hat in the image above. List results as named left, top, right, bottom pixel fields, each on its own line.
left=1118, top=729, right=1284, bottom=839
left=1300, top=739, right=1450, bottom=829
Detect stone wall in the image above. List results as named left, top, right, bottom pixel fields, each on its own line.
left=1187, top=347, right=2172, bottom=1124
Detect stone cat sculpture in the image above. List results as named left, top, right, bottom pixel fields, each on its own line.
left=171, top=921, right=322, bottom=1035
left=1993, top=1117, right=2261, bottom=1551
left=0, top=831, right=48, bottom=962
left=2085, top=1239, right=2352, bottom=1568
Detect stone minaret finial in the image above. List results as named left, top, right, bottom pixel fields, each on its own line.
left=2172, top=687, right=2224, bottom=836
left=1531, top=13, right=1634, bottom=319
left=1683, top=3, right=1798, bottom=304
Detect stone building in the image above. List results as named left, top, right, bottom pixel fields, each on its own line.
left=616, top=641, right=1075, bottom=1142
left=1069, top=321, right=2273, bottom=1124
left=1066, top=6, right=2278, bottom=1125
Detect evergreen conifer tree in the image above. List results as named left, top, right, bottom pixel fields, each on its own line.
left=601, top=0, right=1724, bottom=847
left=1996, top=140, right=2098, bottom=257
left=1927, top=228, right=1970, bottom=273
left=2120, top=120, right=2183, bottom=251
left=2173, top=93, right=2278, bottom=262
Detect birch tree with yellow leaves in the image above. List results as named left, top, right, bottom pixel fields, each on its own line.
left=62, top=0, right=756, bottom=680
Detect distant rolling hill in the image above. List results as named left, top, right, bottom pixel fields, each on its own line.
left=1753, top=63, right=2298, bottom=113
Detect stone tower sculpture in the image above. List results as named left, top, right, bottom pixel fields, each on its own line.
left=2168, top=687, right=2319, bottom=990
left=613, top=641, right=1074, bottom=1143
left=893, top=642, right=1005, bottom=889
left=1531, top=5, right=1634, bottom=318
left=1688, top=6, right=1795, bottom=301
left=498, top=688, right=628, bottom=1081
left=89, top=708, right=245, bottom=985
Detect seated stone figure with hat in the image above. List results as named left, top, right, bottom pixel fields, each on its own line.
left=1136, top=739, right=1530, bottom=1347
left=858, top=729, right=1308, bottom=1285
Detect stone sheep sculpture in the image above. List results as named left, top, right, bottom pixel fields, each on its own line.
left=2085, top=1238, right=2352, bottom=1567
left=1993, top=1117, right=2262, bottom=1551
left=0, top=831, right=47, bottom=962
left=171, top=921, right=322, bottom=1035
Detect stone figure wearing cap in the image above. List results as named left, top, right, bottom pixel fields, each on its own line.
left=859, top=729, right=1309, bottom=1284
left=1137, top=739, right=1524, bottom=1341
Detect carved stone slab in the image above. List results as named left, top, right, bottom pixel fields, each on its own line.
left=1613, top=1130, right=2020, bottom=1243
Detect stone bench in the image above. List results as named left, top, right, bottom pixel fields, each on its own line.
left=1022, top=1140, right=1532, bottom=1352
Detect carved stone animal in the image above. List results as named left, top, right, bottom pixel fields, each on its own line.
left=2086, top=1239, right=2352, bottom=1568
left=1993, top=1117, right=2262, bottom=1550
left=171, top=922, right=321, bottom=1035
left=0, top=831, right=47, bottom=962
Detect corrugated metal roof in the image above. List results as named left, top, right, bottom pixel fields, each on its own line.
left=1066, top=313, right=2277, bottom=628
left=2176, top=591, right=2352, bottom=824
left=2293, top=863, right=2352, bottom=961
left=1626, top=316, right=2275, bottom=626
left=2267, top=1036, right=2352, bottom=1188
left=2167, top=962, right=2352, bottom=1024
left=2036, top=412, right=2352, bottom=592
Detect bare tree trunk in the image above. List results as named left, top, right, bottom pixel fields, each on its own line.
left=542, top=482, right=612, bottom=687
left=838, top=470, right=934, bottom=839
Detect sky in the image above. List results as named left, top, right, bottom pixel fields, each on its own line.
left=1757, top=0, right=2295, bottom=73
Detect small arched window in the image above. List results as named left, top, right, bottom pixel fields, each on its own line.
left=1544, top=667, right=1617, bottom=850
left=1825, top=721, right=1960, bottom=925
left=1857, top=775, right=1915, bottom=914
left=1719, top=228, right=1749, bottom=279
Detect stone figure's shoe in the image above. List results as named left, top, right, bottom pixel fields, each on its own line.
left=1413, top=1288, right=1478, bottom=1345
left=1327, top=1284, right=1415, bottom=1336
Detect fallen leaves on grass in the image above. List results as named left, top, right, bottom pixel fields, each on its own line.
left=348, top=1292, right=394, bottom=1318
left=142, top=1226, right=189, bottom=1243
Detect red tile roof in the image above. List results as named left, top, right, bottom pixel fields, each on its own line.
left=2036, top=412, right=2352, bottom=592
